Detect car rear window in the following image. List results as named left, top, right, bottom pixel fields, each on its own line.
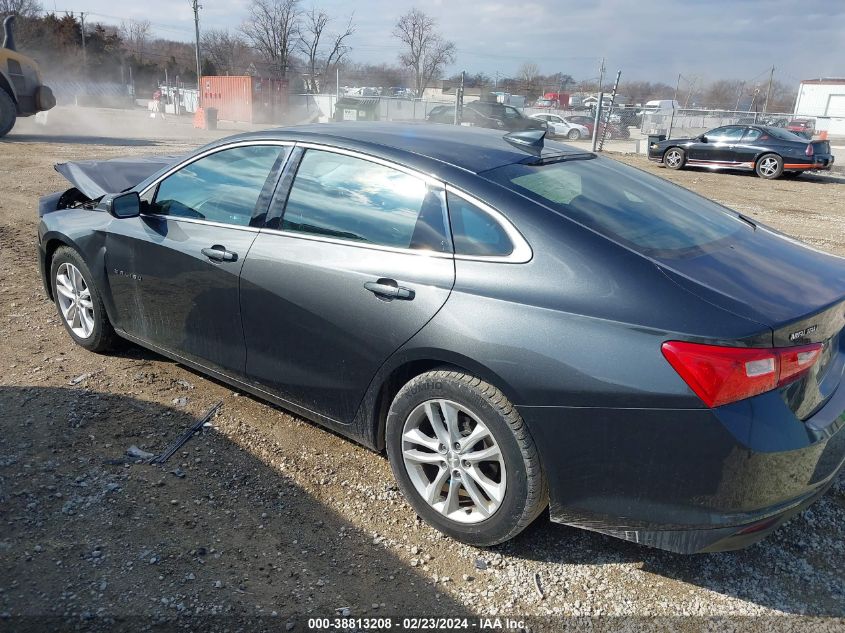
left=767, top=127, right=812, bottom=142
left=483, top=157, right=747, bottom=257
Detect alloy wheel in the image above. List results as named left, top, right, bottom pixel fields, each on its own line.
left=401, top=399, right=506, bottom=523
left=55, top=262, right=95, bottom=339
left=665, top=149, right=683, bottom=168
left=758, top=156, right=779, bottom=177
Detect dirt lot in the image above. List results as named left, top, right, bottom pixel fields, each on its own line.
left=1, top=113, right=844, bottom=632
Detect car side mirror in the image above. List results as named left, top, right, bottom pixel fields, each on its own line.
left=698, top=135, right=707, bottom=143
left=102, top=191, right=141, bottom=219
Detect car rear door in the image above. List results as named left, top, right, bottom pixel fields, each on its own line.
left=240, top=146, right=456, bottom=423
left=105, top=142, right=290, bottom=376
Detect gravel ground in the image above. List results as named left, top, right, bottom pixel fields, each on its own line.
left=1, top=113, right=844, bottom=632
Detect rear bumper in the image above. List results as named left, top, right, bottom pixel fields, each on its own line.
left=519, top=372, right=845, bottom=554
left=784, top=154, right=834, bottom=171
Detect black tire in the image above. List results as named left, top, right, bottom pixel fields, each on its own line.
left=663, top=147, right=686, bottom=170
left=567, top=129, right=580, bottom=140
left=385, top=369, right=548, bottom=546
left=0, top=89, right=16, bottom=138
left=755, top=153, right=784, bottom=179
left=50, top=246, right=119, bottom=353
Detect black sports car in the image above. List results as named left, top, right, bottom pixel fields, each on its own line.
left=37, top=124, right=845, bottom=553
left=648, top=125, right=834, bottom=179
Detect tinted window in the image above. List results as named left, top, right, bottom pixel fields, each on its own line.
left=767, top=127, right=813, bottom=142
left=742, top=128, right=763, bottom=142
left=483, top=157, right=746, bottom=257
left=152, top=145, right=284, bottom=226
left=447, top=192, right=513, bottom=257
left=503, top=106, right=521, bottom=119
left=282, top=150, right=449, bottom=252
left=707, top=126, right=745, bottom=142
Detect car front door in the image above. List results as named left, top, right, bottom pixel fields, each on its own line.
left=689, top=126, right=744, bottom=163
left=240, top=147, right=456, bottom=423
left=105, top=143, right=290, bottom=376
left=732, top=127, right=764, bottom=167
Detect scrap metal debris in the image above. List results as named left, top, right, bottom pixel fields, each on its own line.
left=533, top=571, right=545, bottom=600
left=149, top=401, right=223, bottom=465
left=107, top=402, right=222, bottom=467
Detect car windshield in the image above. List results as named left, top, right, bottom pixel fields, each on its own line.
left=482, top=157, right=747, bottom=258
left=766, top=127, right=812, bottom=142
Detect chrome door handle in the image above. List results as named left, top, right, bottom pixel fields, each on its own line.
left=364, top=279, right=415, bottom=300
left=201, top=245, right=237, bottom=262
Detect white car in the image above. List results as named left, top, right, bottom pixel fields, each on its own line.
left=529, top=113, right=589, bottom=140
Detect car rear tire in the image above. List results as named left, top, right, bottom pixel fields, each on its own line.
left=663, top=147, right=686, bottom=170
left=50, top=246, right=119, bottom=353
left=0, top=89, right=16, bottom=138
left=567, top=129, right=581, bottom=140
left=756, top=153, right=784, bottom=179
left=385, top=369, right=547, bottom=546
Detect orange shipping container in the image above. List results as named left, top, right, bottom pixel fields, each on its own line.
left=201, top=76, right=289, bottom=124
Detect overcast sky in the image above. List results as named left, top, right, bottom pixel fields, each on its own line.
left=53, top=0, right=845, bottom=86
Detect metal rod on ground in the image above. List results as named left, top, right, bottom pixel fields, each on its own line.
left=150, top=401, right=223, bottom=465
left=597, top=71, right=621, bottom=152
left=591, top=92, right=603, bottom=152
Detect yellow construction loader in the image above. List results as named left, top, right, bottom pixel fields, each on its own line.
left=0, top=15, right=55, bottom=137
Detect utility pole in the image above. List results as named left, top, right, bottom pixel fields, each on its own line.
left=763, top=66, right=775, bottom=114
left=191, top=0, right=202, bottom=93
left=597, top=57, right=605, bottom=92
left=79, top=12, right=87, bottom=71
left=672, top=73, right=681, bottom=103
left=454, top=70, right=465, bottom=126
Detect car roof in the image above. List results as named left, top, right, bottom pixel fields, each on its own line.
left=223, top=122, right=583, bottom=174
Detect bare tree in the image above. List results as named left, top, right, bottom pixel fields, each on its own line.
left=518, top=61, right=540, bottom=94
left=202, top=29, right=251, bottom=75
left=120, top=19, right=151, bottom=63
left=0, top=0, right=40, bottom=17
left=298, top=6, right=354, bottom=92
left=241, top=0, right=301, bottom=79
left=393, top=8, right=455, bottom=97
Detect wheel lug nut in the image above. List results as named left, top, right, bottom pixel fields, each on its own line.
left=453, top=442, right=461, bottom=450
left=452, top=469, right=460, bottom=477
left=462, top=460, right=470, bottom=468
left=438, top=444, right=446, bottom=453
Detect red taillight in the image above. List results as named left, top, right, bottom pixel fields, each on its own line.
left=805, top=144, right=814, bottom=157
left=661, top=341, right=823, bottom=408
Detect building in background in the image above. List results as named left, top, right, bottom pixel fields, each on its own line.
left=794, top=78, right=845, bottom=137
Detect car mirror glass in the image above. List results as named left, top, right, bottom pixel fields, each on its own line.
left=103, top=191, right=141, bottom=219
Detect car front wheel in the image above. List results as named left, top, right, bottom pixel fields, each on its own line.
left=756, top=154, right=784, bottom=179
left=386, top=369, right=547, bottom=546
left=567, top=129, right=581, bottom=140
left=50, top=246, right=119, bottom=352
left=663, top=147, right=686, bottom=170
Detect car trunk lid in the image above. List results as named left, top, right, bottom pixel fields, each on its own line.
left=657, top=225, right=845, bottom=418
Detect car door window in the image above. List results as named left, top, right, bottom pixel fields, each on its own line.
left=151, top=145, right=285, bottom=226
left=707, top=126, right=745, bottom=143
left=281, top=150, right=450, bottom=252
left=742, top=128, right=763, bottom=142
left=503, top=106, right=521, bottom=119
left=447, top=192, right=514, bottom=257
